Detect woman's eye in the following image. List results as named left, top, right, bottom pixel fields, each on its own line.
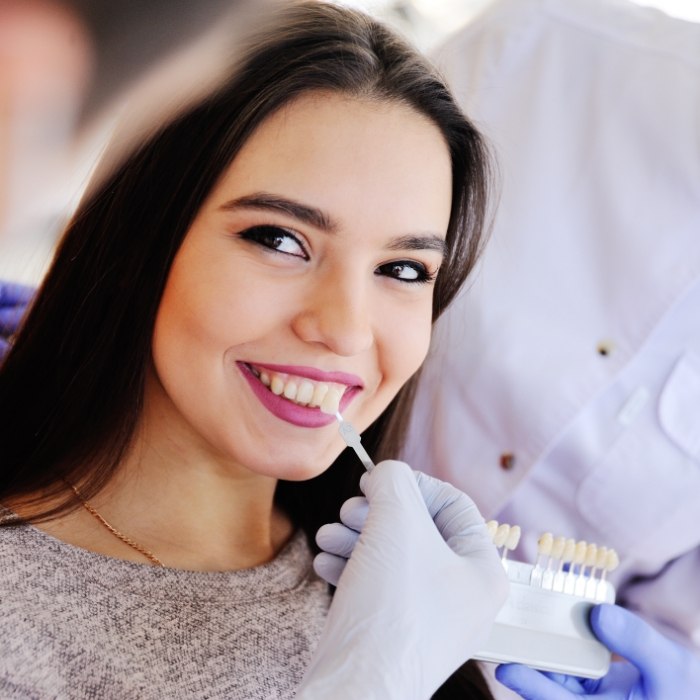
left=239, top=225, right=308, bottom=259
left=376, top=261, right=436, bottom=284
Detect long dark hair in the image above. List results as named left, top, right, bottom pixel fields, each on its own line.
left=0, top=2, right=493, bottom=696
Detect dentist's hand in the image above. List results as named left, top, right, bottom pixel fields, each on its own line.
left=297, top=459, right=508, bottom=700
left=0, top=281, right=34, bottom=359
left=496, top=603, right=700, bottom=700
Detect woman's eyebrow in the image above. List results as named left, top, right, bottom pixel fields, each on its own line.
left=221, top=192, right=446, bottom=255
left=220, top=192, right=338, bottom=232
left=386, top=235, right=447, bottom=256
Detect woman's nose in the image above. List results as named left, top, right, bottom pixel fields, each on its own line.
left=291, top=276, right=374, bottom=357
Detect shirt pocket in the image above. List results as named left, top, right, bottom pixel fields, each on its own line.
left=659, top=351, right=700, bottom=460
left=576, top=351, right=700, bottom=558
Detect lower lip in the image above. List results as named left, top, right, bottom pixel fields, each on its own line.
left=237, top=362, right=358, bottom=428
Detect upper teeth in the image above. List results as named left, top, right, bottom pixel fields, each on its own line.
left=250, top=365, right=347, bottom=413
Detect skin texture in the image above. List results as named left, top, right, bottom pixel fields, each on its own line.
left=36, top=92, right=453, bottom=571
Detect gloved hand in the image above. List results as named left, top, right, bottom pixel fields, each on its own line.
left=496, top=603, right=700, bottom=700
left=296, top=459, right=508, bottom=700
left=0, top=281, right=34, bottom=359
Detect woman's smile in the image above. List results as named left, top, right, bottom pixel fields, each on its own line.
left=238, top=361, right=363, bottom=428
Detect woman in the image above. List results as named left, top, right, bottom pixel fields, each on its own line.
left=0, top=2, right=498, bottom=697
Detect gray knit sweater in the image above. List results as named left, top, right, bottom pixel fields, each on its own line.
left=0, top=515, right=330, bottom=699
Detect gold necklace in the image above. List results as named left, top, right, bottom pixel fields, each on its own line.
left=69, top=484, right=164, bottom=567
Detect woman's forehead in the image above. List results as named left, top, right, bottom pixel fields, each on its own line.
left=208, top=92, right=453, bottom=238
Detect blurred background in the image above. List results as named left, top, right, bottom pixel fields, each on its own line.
left=343, top=0, right=700, bottom=51
left=2, top=0, right=698, bottom=285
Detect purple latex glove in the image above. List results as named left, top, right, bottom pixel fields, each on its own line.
left=496, top=603, right=700, bottom=700
left=0, top=281, right=34, bottom=359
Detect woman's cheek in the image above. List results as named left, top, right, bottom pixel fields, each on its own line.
left=382, top=308, right=433, bottom=387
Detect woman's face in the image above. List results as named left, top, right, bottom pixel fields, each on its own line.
left=149, top=92, right=452, bottom=480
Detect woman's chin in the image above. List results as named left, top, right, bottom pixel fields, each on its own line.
left=274, top=461, right=336, bottom=483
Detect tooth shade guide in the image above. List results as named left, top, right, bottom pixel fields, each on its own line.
left=505, top=525, right=521, bottom=551
left=534, top=532, right=553, bottom=570
left=553, top=538, right=576, bottom=592
left=542, top=536, right=565, bottom=589
left=572, top=540, right=588, bottom=574
left=332, top=412, right=375, bottom=472
left=485, top=521, right=520, bottom=569
left=501, top=525, right=521, bottom=567
left=494, top=523, right=510, bottom=549
left=595, top=546, right=609, bottom=570
left=538, top=532, right=554, bottom=556
left=475, top=525, right=618, bottom=677
left=550, top=537, right=567, bottom=592
left=562, top=538, right=576, bottom=564
left=584, top=543, right=598, bottom=568
left=551, top=536, right=566, bottom=560
left=574, top=543, right=594, bottom=592
left=486, top=524, right=617, bottom=601
left=474, top=554, right=616, bottom=677
left=586, top=546, right=605, bottom=598
left=486, top=520, right=499, bottom=539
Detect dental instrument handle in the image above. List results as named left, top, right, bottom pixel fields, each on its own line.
left=335, top=412, right=375, bottom=472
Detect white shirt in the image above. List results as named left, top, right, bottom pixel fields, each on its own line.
left=406, top=0, right=700, bottom=656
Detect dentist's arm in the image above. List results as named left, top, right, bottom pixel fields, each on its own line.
left=296, top=459, right=508, bottom=700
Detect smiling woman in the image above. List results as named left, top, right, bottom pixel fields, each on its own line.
left=0, top=1, right=493, bottom=698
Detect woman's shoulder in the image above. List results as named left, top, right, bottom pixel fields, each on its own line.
left=0, top=514, right=63, bottom=650
left=0, top=511, right=54, bottom=580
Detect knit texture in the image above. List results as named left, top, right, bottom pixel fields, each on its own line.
left=0, top=514, right=330, bottom=699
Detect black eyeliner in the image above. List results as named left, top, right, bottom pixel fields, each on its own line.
left=237, top=224, right=309, bottom=260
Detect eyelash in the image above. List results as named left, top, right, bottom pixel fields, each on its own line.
left=239, top=224, right=438, bottom=284
left=239, top=225, right=309, bottom=259
left=375, top=262, right=437, bottom=285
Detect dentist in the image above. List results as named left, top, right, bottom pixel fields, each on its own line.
left=405, top=0, right=700, bottom=697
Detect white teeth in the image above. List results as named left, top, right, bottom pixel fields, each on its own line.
left=311, top=382, right=329, bottom=408
left=250, top=365, right=350, bottom=411
left=270, top=376, right=285, bottom=395
left=320, top=387, right=344, bottom=415
left=297, top=380, right=314, bottom=405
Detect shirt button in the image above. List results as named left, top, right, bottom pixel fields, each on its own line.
left=597, top=340, right=615, bottom=357
left=499, top=452, right=515, bottom=470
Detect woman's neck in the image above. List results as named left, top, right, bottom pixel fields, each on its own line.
left=26, top=426, right=294, bottom=572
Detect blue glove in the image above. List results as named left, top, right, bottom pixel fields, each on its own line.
left=0, top=281, right=34, bottom=359
left=496, top=603, right=700, bottom=700
left=297, top=460, right=508, bottom=700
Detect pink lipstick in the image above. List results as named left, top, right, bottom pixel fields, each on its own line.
left=237, top=362, right=360, bottom=428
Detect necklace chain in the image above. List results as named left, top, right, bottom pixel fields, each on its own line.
left=69, top=484, right=164, bottom=567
